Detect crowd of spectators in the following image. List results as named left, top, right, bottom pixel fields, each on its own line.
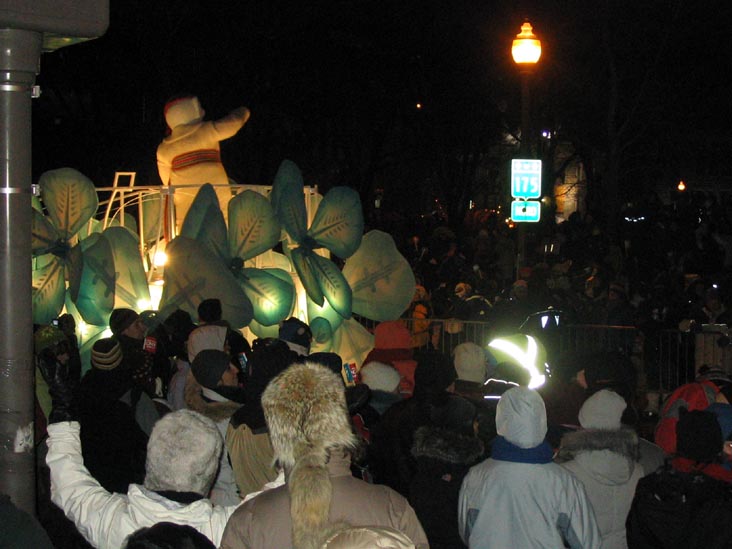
left=8, top=190, right=732, bottom=547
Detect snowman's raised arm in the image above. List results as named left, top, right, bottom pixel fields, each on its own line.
left=212, top=106, right=251, bottom=139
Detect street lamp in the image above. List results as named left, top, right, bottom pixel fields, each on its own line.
left=512, top=21, right=542, bottom=153
left=511, top=21, right=541, bottom=273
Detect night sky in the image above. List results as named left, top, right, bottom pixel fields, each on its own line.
left=31, top=0, right=732, bottom=224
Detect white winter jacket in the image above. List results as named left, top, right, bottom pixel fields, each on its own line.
left=46, top=421, right=239, bottom=549
left=458, top=388, right=600, bottom=549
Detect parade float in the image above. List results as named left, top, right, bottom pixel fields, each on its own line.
left=31, top=160, right=416, bottom=371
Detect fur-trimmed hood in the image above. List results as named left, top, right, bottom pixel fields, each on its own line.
left=184, top=370, right=241, bottom=423
left=557, top=428, right=640, bottom=485
left=411, top=425, right=484, bottom=465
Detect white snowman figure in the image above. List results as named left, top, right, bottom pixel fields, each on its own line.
left=157, top=96, right=250, bottom=231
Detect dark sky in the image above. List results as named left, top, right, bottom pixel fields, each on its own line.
left=31, top=0, right=732, bottom=212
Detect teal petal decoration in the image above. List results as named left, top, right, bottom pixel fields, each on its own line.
left=228, top=190, right=281, bottom=261
left=73, top=233, right=115, bottom=325
left=270, top=160, right=308, bottom=244
left=309, top=316, right=333, bottom=345
left=308, top=187, right=363, bottom=258
left=307, top=295, right=344, bottom=333
left=32, top=194, right=42, bottom=212
left=39, top=168, right=99, bottom=240
left=247, top=319, right=280, bottom=340
left=343, top=230, right=416, bottom=321
left=108, top=212, right=138, bottom=237
left=159, top=236, right=253, bottom=328
left=291, top=247, right=324, bottom=306
left=330, top=318, right=375, bottom=369
left=103, top=227, right=151, bottom=310
left=32, top=255, right=66, bottom=324
left=66, top=243, right=84, bottom=306
left=181, top=184, right=229, bottom=264
left=310, top=253, right=352, bottom=319
left=238, top=267, right=295, bottom=326
left=78, top=218, right=102, bottom=241
left=32, top=209, right=60, bottom=256
left=141, top=192, right=165, bottom=243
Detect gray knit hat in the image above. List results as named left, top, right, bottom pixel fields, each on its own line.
left=144, top=409, right=223, bottom=495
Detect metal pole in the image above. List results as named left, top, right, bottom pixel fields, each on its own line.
left=517, top=71, right=531, bottom=272
left=0, top=28, right=42, bottom=515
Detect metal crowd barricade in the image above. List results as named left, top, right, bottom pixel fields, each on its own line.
left=398, top=318, right=703, bottom=395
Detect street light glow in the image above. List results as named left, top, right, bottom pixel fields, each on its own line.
left=512, top=22, right=542, bottom=65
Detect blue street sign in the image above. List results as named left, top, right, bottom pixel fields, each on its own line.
left=511, top=200, right=541, bottom=223
left=511, top=159, right=542, bottom=199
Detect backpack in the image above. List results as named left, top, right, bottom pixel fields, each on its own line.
left=626, top=465, right=732, bottom=549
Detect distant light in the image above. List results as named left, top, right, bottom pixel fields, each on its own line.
left=677, top=180, right=686, bottom=192
left=416, top=103, right=422, bottom=110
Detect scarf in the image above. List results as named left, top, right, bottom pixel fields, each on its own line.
left=491, top=435, right=554, bottom=464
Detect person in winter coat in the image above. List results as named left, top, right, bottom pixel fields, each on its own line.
left=458, top=387, right=600, bottom=549
left=219, top=361, right=429, bottom=549
left=46, top=382, right=242, bottom=549
left=369, top=350, right=458, bottom=495
left=76, top=338, right=156, bottom=493
left=185, top=349, right=245, bottom=506
left=409, top=394, right=484, bottom=549
left=626, top=408, right=732, bottom=547
left=363, top=320, right=418, bottom=397
left=156, top=96, right=250, bottom=228
left=556, top=390, right=643, bottom=549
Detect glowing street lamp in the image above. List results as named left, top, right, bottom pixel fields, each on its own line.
left=677, top=180, right=686, bottom=192
left=512, top=21, right=542, bottom=153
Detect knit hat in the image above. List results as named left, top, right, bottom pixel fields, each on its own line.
left=453, top=342, right=488, bottom=383
left=429, top=394, right=477, bottom=436
left=262, top=362, right=357, bottom=549
left=578, top=389, right=627, bottom=430
left=191, top=349, right=231, bottom=390
left=278, top=317, right=312, bottom=355
left=34, top=325, right=67, bottom=355
left=360, top=361, right=401, bottom=393
left=109, top=308, right=139, bottom=336
left=144, top=409, right=223, bottom=495
left=90, top=338, right=123, bottom=370
left=676, top=408, right=722, bottom=462
left=496, top=387, right=547, bottom=449
left=413, top=350, right=457, bottom=397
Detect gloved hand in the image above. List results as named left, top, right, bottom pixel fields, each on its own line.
left=37, top=356, right=77, bottom=423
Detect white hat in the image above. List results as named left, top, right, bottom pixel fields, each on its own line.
left=496, top=387, right=547, bottom=448
left=360, top=361, right=401, bottom=393
left=578, top=389, right=627, bottom=430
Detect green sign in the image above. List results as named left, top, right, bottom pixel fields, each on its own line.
left=511, top=200, right=541, bottom=223
left=511, top=159, right=542, bottom=199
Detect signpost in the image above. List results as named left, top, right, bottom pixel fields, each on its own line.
left=511, top=159, right=542, bottom=223
left=511, top=200, right=541, bottom=222
left=511, top=159, right=542, bottom=199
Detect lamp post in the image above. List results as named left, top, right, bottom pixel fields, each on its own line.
left=512, top=21, right=542, bottom=154
left=511, top=21, right=541, bottom=272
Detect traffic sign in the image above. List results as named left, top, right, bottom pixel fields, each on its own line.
left=511, top=200, right=541, bottom=223
left=511, top=159, right=542, bottom=199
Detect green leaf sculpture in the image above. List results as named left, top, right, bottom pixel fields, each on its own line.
left=343, top=230, right=416, bottom=321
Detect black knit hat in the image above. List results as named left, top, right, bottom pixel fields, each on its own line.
left=676, top=408, right=722, bottom=462
left=414, top=349, right=457, bottom=397
left=91, top=338, right=123, bottom=370
left=109, top=308, right=139, bottom=336
left=191, top=349, right=231, bottom=390
left=197, top=298, right=222, bottom=323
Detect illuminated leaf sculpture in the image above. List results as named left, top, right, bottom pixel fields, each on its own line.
left=270, top=160, right=363, bottom=319
left=343, top=230, right=416, bottom=321
left=31, top=168, right=99, bottom=324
